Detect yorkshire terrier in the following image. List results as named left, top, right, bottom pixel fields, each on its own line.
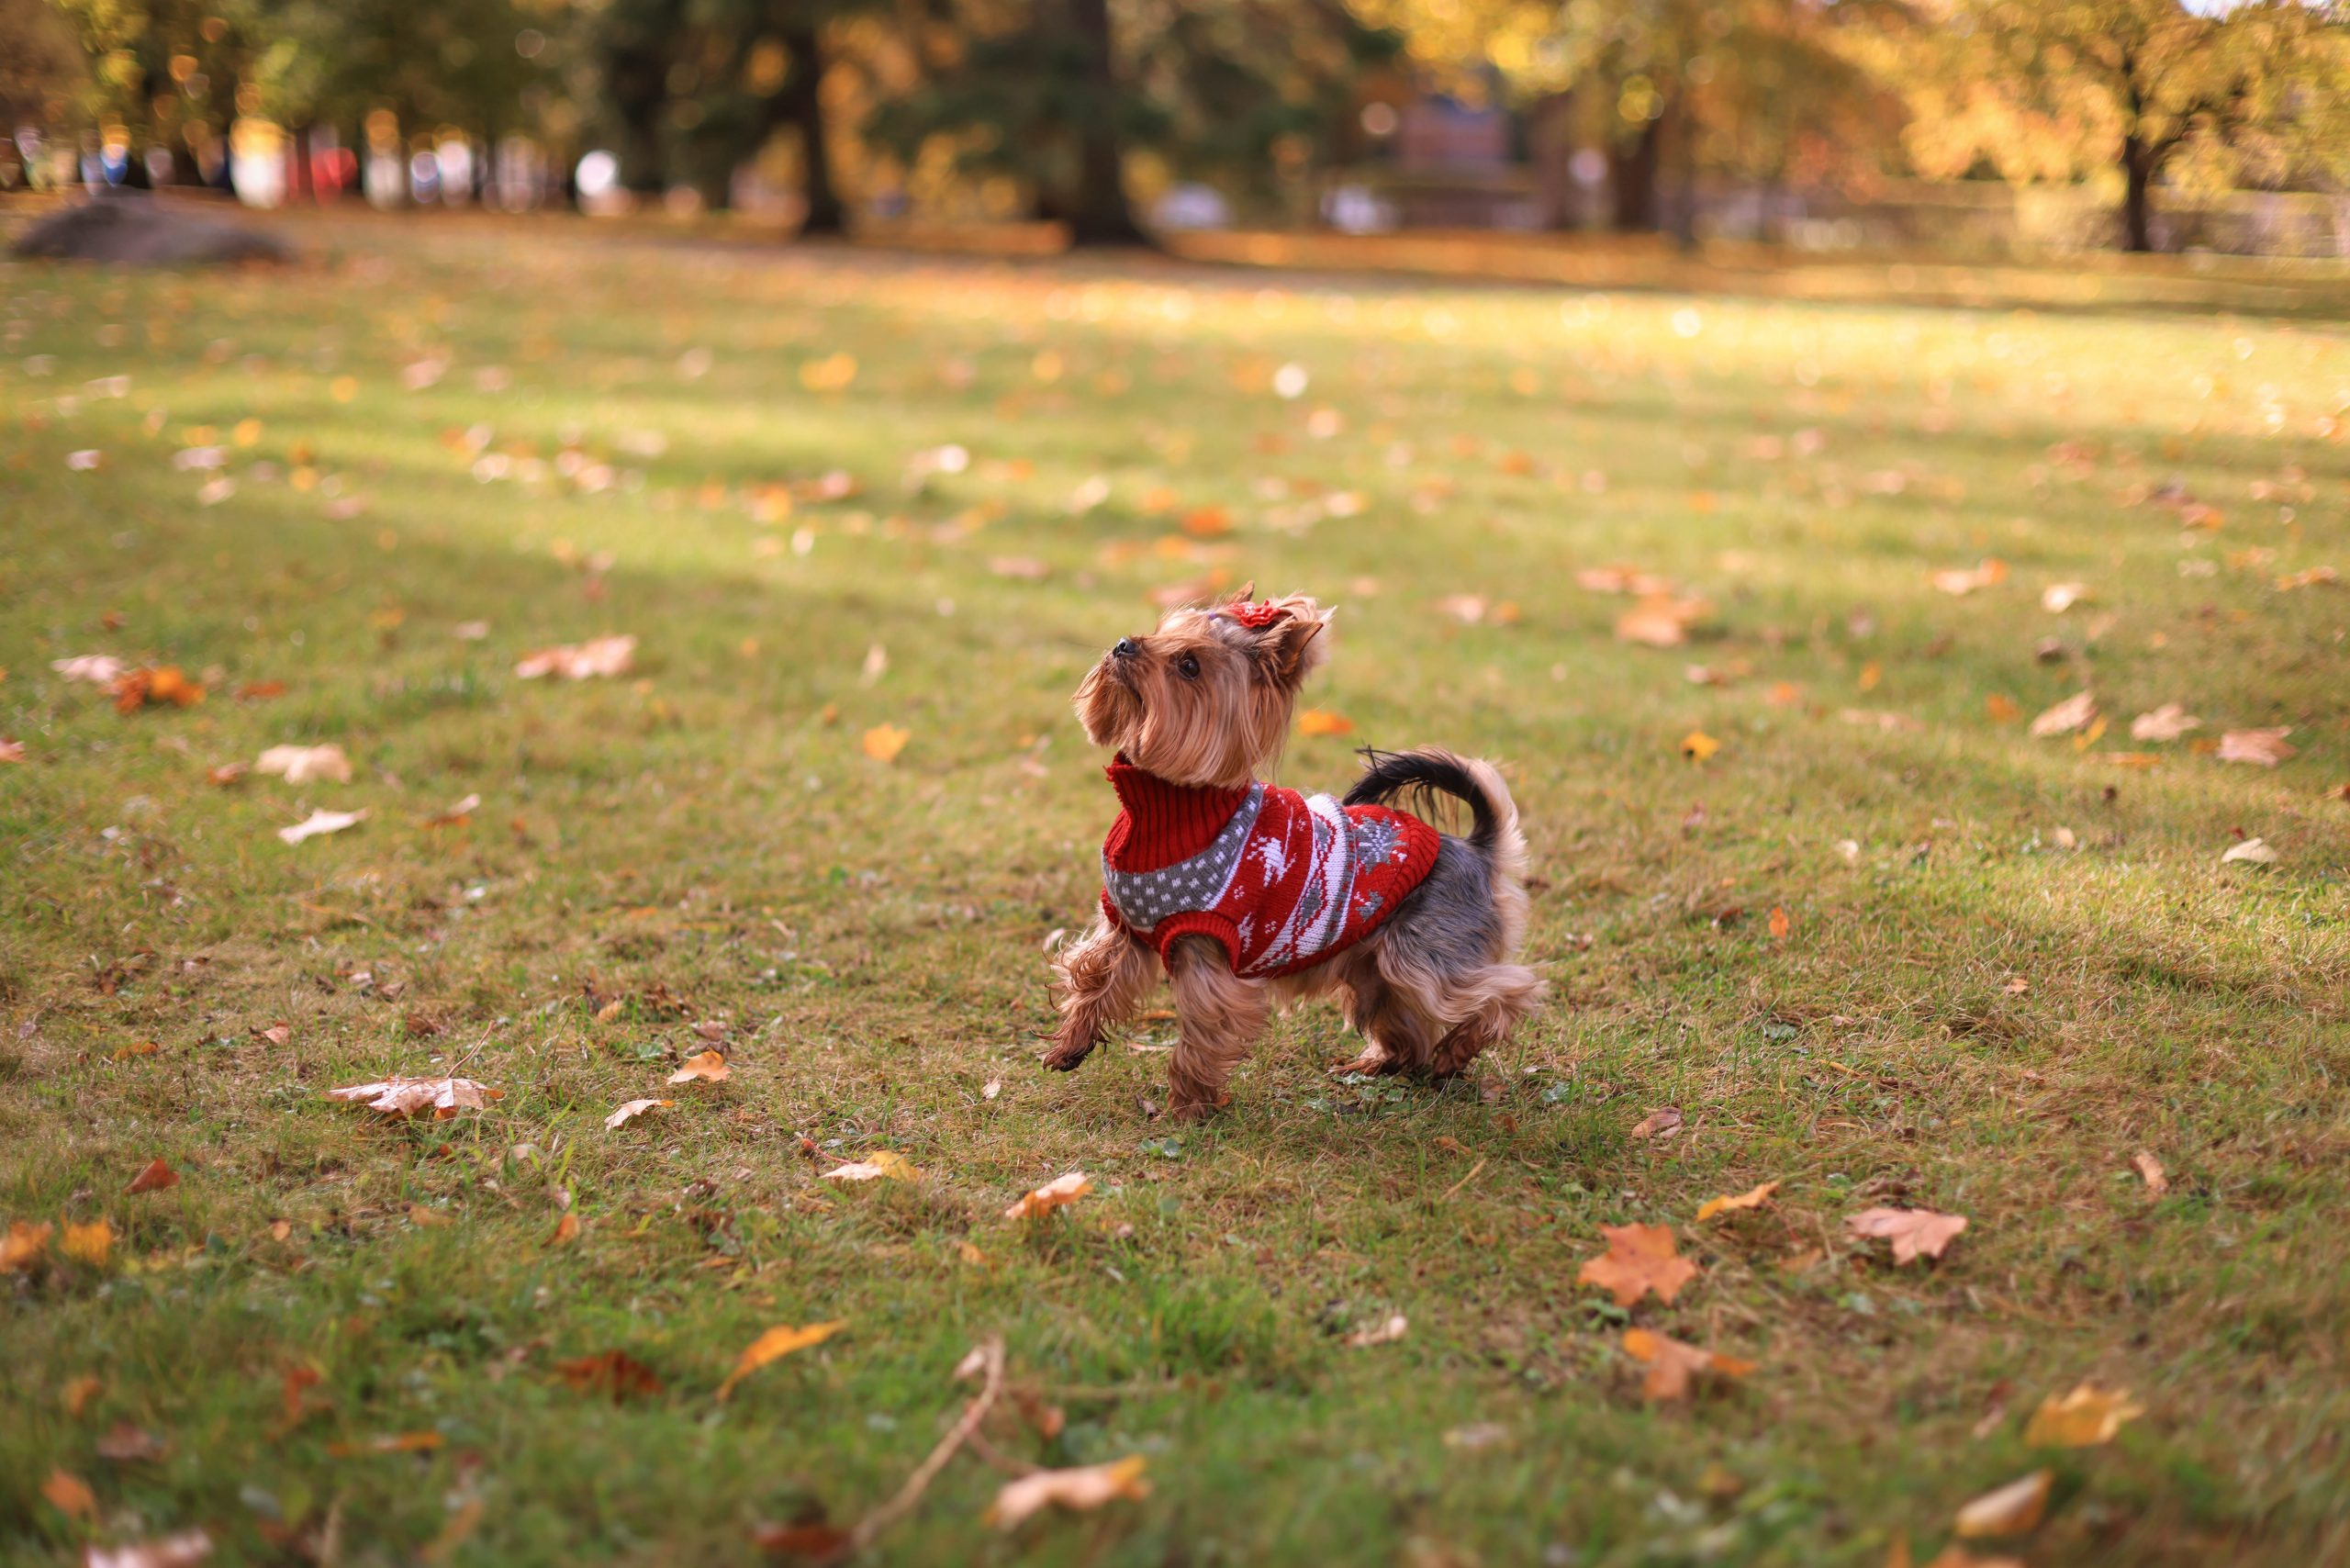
left=1044, top=589, right=1546, bottom=1119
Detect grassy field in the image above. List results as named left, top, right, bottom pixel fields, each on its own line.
left=2, top=215, right=2346, bottom=1567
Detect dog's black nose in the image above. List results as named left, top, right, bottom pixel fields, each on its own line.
left=1113, top=637, right=1137, bottom=659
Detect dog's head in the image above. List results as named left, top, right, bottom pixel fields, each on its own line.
left=1073, top=589, right=1332, bottom=788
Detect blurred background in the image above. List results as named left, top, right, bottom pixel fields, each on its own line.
left=2, top=0, right=2347, bottom=260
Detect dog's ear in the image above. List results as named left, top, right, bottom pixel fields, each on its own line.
left=1248, top=595, right=1332, bottom=689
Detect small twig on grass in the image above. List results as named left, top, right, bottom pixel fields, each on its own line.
left=963, top=1427, right=1041, bottom=1478
left=835, top=1335, right=1006, bottom=1562
left=1439, top=1157, right=1487, bottom=1204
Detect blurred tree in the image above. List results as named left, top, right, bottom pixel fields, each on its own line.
left=49, top=0, right=279, bottom=183
left=263, top=0, right=564, bottom=141
left=867, top=0, right=1399, bottom=241
left=1883, top=0, right=2350, bottom=252
left=1, top=0, right=86, bottom=135
left=1351, top=0, right=1906, bottom=238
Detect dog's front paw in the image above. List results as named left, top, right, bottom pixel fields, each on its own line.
left=1040, top=1035, right=1095, bottom=1072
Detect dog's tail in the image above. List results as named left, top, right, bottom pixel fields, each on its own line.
left=1343, top=747, right=1528, bottom=885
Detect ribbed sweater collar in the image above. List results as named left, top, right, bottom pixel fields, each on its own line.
left=1102, top=755, right=1252, bottom=873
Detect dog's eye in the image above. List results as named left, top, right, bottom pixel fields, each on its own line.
left=1177, top=654, right=1201, bottom=679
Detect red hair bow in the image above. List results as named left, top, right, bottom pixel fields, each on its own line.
left=1221, top=590, right=1291, bottom=629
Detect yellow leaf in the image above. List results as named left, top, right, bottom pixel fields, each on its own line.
left=1577, top=1223, right=1696, bottom=1306
left=666, top=1049, right=730, bottom=1084
left=1296, top=709, right=1353, bottom=737
left=2024, top=1383, right=2143, bottom=1448
left=2, top=1218, right=52, bottom=1271
left=1005, top=1170, right=1093, bottom=1221
left=1681, top=730, right=1721, bottom=763
left=985, top=1456, right=1150, bottom=1529
left=1953, top=1470, right=2051, bottom=1538
left=1695, top=1181, right=1781, bottom=1223
left=716, top=1320, right=847, bottom=1401
left=61, top=1218, right=114, bottom=1266
left=822, top=1150, right=921, bottom=1183
left=861, top=723, right=911, bottom=764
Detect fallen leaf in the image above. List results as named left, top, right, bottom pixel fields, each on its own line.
left=1629, top=1107, right=1683, bottom=1140
left=126, top=1159, right=179, bottom=1195
left=422, top=792, right=480, bottom=826
left=84, top=1529, right=214, bottom=1568
left=2040, top=582, right=2089, bottom=612
left=715, top=1320, right=847, bottom=1400
left=1296, top=709, right=1353, bottom=737
left=1621, top=1327, right=1756, bottom=1400
left=113, top=666, right=206, bottom=712
left=1577, top=1223, right=1697, bottom=1306
left=554, top=1350, right=663, bottom=1401
left=1846, top=1206, right=1968, bottom=1264
left=547, top=1213, right=581, bottom=1247
left=1344, top=1313, right=1408, bottom=1348
left=667, top=1049, right=730, bottom=1084
left=2028, top=691, right=2097, bottom=738
left=277, top=808, right=366, bottom=846
left=0, top=738, right=24, bottom=764
left=984, top=1456, right=1150, bottom=1529
left=605, top=1098, right=671, bottom=1129
left=1695, top=1181, right=1781, bottom=1222
left=1768, top=906, right=1792, bottom=939
left=1985, top=694, right=2020, bottom=722
left=2218, top=727, right=2294, bottom=767
left=861, top=723, right=911, bottom=764
left=751, top=1522, right=852, bottom=1558
left=407, top=1204, right=452, bottom=1227
left=2024, top=1383, right=2143, bottom=1448
left=62, top=1375, right=102, bottom=1416
left=255, top=744, right=352, bottom=784
left=1616, top=595, right=1710, bottom=647
left=2129, top=703, right=2199, bottom=742
left=515, top=635, right=636, bottom=680
left=2131, top=1151, right=2167, bottom=1195
left=1953, top=1470, right=2052, bottom=1538
left=2, top=1218, right=52, bottom=1270
left=1005, top=1170, right=1093, bottom=1221
left=326, top=1431, right=445, bottom=1456
left=1930, top=559, right=2009, bottom=595
left=2221, top=836, right=2278, bottom=866
left=1681, top=730, right=1720, bottom=763
left=95, top=1422, right=169, bottom=1462
left=43, top=1468, right=96, bottom=1518
left=326, top=1077, right=501, bottom=1118
left=60, top=1218, right=114, bottom=1267
left=53, top=654, right=129, bottom=686
left=982, top=1079, right=1002, bottom=1101
left=822, top=1150, right=921, bottom=1182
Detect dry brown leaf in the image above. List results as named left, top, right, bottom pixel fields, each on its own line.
left=1616, top=595, right=1710, bottom=648
left=255, top=744, right=352, bottom=784
left=2023, top=1383, right=2143, bottom=1448
left=84, top=1529, right=214, bottom=1568
left=554, top=1350, right=664, bottom=1401
left=605, top=1098, right=670, bottom=1129
left=53, top=654, right=129, bottom=686
left=126, top=1159, right=179, bottom=1195
left=1768, top=906, right=1792, bottom=939
left=1005, top=1170, right=1093, bottom=1221
left=666, top=1049, right=730, bottom=1084
left=515, top=635, right=636, bottom=680
left=1296, top=709, right=1354, bottom=737
left=2221, top=837, right=2278, bottom=866
left=2129, top=703, right=2200, bottom=742
left=2, top=1219, right=52, bottom=1271
left=326, top=1077, right=501, bottom=1119
left=42, top=1467, right=96, bottom=1518
left=822, top=1150, right=921, bottom=1182
left=2028, top=691, right=2097, bottom=738
left=1577, top=1223, right=1697, bottom=1306
left=277, top=808, right=366, bottom=846
left=715, top=1320, right=847, bottom=1400
left=984, top=1456, right=1150, bottom=1529
left=1953, top=1469, right=2052, bottom=1538
left=61, top=1218, right=114, bottom=1267
left=546, top=1213, right=581, bottom=1248
left=2218, top=727, right=2295, bottom=767
left=1621, top=1327, right=1757, bottom=1400
left=2131, top=1151, right=2167, bottom=1195
left=1695, top=1181, right=1781, bottom=1222
left=1846, top=1206, right=1968, bottom=1264
left=1629, top=1107, right=1683, bottom=1140
left=62, top=1375, right=102, bottom=1417
left=861, top=723, right=911, bottom=764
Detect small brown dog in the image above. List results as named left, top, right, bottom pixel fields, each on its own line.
left=1045, top=589, right=1545, bottom=1119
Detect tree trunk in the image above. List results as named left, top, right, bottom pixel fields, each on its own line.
left=1610, top=113, right=1664, bottom=232
left=2121, top=135, right=2155, bottom=252
left=780, top=23, right=843, bottom=235
left=1528, top=92, right=1578, bottom=231
left=1062, top=0, right=1147, bottom=244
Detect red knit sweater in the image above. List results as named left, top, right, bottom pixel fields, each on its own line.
left=1098, top=756, right=1440, bottom=979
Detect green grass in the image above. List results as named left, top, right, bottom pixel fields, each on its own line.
left=3, top=216, right=2347, bottom=1567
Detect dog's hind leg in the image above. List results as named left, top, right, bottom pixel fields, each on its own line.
left=1326, top=948, right=1435, bottom=1076
left=1165, top=934, right=1267, bottom=1120
left=1427, top=962, right=1547, bottom=1077
left=1044, top=913, right=1159, bottom=1071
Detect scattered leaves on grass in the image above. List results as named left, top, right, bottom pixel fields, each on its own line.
left=255, top=744, right=352, bottom=784
left=1621, top=1328, right=1756, bottom=1401
left=546, top=1213, right=581, bottom=1248
left=326, top=1078, right=501, bottom=1118
left=42, top=1468, right=96, bottom=1518
left=2129, top=703, right=2199, bottom=742
left=984, top=1456, right=1150, bottom=1529
left=54, top=655, right=128, bottom=686
left=2028, top=691, right=2096, bottom=738
left=715, top=1321, right=847, bottom=1400
left=1629, top=1107, right=1683, bottom=1140
left=2218, top=727, right=2295, bottom=767
left=112, top=667, right=205, bottom=712
left=1577, top=1223, right=1697, bottom=1306
left=1680, top=730, right=1720, bottom=763
left=278, top=808, right=366, bottom=846
left=1953, top=1470, right=2052, bottom=1538
left=84, top=1529, right=215, bottom=1568
left=1846, top=1206, right=1968, bottom=1264
left=516, top=635, right=636, bottom=680
left=1930, top=559, right=2008, bottom=595
left=126, top=1159, right=179, bottom=1195
left=2, top=1219, right=52, bottom=1270
left=823, top=1150, right=920, bottom=1182
left=61, top=1218, right=114, bottom=1267
left=1617, top=596, right=1709, bottom=647
left=1005, top=1171, right=1092, bottom=1221
left=605, top=1098, right=670, bottom=1128
left=1344, top=1314, right=1408, bottom=1348
left=2024, top=1383, right=2143, bottom=1448
left=554, top=1350, right=664, bottom=1401
left=861, top=723, right=911, bottom=764
left=667, top=1050, right=730, bottom=1084
left=1696, top=1181, right=1781, bottom=1222
left=2221, top=836, right=2278, bottom=866
left=2132, top=1151, right=2168, bottom=1195
left=1296, top=709, right=1353, bottom=737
